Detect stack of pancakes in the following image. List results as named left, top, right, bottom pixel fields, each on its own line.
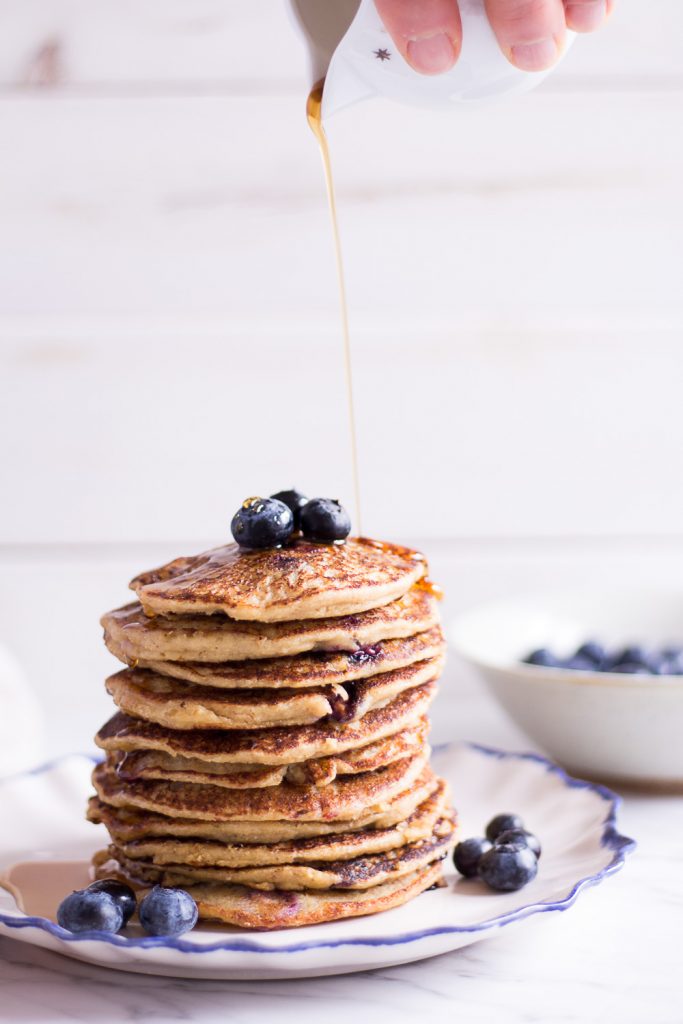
left=88, top=536, right=456, bottom=929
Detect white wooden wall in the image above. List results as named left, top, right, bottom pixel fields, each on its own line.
left=1, top=1, right=682, bottom=755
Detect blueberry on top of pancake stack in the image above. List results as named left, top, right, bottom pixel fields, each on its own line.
left=90, top=490, right=456, bottom=930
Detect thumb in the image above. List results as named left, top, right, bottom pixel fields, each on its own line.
left=374, top=0, right=462, bottom=75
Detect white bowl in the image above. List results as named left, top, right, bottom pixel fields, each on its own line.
left=451, top=588, right=683, bottom=787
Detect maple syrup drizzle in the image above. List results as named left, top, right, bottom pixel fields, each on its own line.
left=356, top=537, right=444, bottom=599
left=414, top=577, right=445, bottom=601
left=306, top=81, right=362, bottom=533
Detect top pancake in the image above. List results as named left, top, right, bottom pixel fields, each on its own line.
left=129, top=537, right=426, bottom=621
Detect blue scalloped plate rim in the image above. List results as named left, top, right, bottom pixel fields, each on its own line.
left=0, top=743, right=636, bottom=955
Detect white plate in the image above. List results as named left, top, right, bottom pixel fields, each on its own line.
left=0, top=745, right=634, bottom=980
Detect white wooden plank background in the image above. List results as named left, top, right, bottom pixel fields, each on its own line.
left=0, top=0, right=681, bottom=766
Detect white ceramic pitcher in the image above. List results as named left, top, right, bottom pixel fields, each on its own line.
left=290, top=0, right=575, bottom=119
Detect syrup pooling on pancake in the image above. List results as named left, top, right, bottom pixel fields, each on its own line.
left=130, top=537, right=427, bottom=621
left=89, top=518, right=456, bottom=928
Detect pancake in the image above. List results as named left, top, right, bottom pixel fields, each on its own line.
left=109, top=718, right=429, bottom=789
left=111, top=780, right=450, bottom=868
left=107, top=812, right=455, bottom=891
left=87, top=768, right=440, bottom=844
left=102, top=589, right=439, bottom=664
left=92, top=750, right=429, bottom=823
left=130, top=536, right=427, bottom=621
left=104, top=656, right=443, bottom=731
left=94, top=856, right=444, bottom=929
left=95, top=682, right=436, bottom=766
left=130, top=626, right=445, bottom=690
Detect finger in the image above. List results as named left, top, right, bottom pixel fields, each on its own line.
left=374, top=0, right=462, bottom=75
left=563, top=0, right=611, bottom=33
left=484, top=0, right=566, bottom=71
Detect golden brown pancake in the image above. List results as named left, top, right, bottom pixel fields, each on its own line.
left=130, top=626, right=445, bottom=690
left=130, top=537, right=427, bottom=621
left=87, top=768, right=440, bottom=844
left=107, top=718, right=429, bottom=789
left=110, top=780, right=451, bottom=869
left=92, top=751, right=429, bottom=823
left=107, top=813, right=455, bottom=891
left=102, top=589, right=439, bottom=664
left=95, top=682, right=436, bottom=766
left=104, top=656, right=443, bottom=731
left=93, top=856, right=444, bottom=928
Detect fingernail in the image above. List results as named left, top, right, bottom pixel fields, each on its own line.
left=564, top=1, right=607, bottom=32
left=406, top=33, right=456, bottom=75
left=509, top=36, right=559, bottom=72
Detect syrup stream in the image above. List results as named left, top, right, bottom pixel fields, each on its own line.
left=306, top=81, right=362, bottom=533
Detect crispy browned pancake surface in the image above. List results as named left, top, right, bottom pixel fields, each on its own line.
left=130, top=537, right=427, bottom=621
left=132, top=626, right=445, bottom=689
left=102, top=589, right=439, bottom=664
left=95, top=682, right=436, bottom=765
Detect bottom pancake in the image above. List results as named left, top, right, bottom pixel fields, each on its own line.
left=94, top=858, right=444, bottom=929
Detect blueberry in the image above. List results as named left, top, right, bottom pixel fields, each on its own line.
left=562, top=655, right=598, bottom=672
left=613, top=645, right=651, bottom=670
left=87, top=879, right=136, bottom=925
left=478, top=843, right=539, bottom=892
left=300, top=498, right=351, bottom=542
left=661, top=645, right=683, bottom=661
left=485, top=813, right=524, bottom=842
left=574, top=641, right=607, bottom=668
left=523, top=648, right=559, bottom=668
left=658, top=653, right=683, bottom=676
left=270, top=489, right=308, bottom=531
left=495, top=828, right=542, bottom=859
left=231, top=497, right=294, bottom=549
left=57, top=889, right=124, bottom=934
left=612, top=661, right=648, bottom=674
left=453, top=837, right=492, bottom=878
left=138, top=885, right=198, bottom=937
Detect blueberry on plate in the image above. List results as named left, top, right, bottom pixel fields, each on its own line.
left=453, top=837, right=492, bottom=878
left=57, top=889, right=124, bottom=934
left=494, top=828, right=542, bottom=859
left=478, top=843, right=539, bottom=892
left=300, top=498, right=351, bottom=542
left=87, top=879, right=136, bottom=925
left=485, top=813, right=524, bottom=842
left=574, top=641, right=607, bottom=668
left=270, top=489, right=308, bottom=531
left=138, top=885, right=198, bottom=937
left=231, top=497, right=294, bottom=549
left=523, top=649, right=559, bottom=668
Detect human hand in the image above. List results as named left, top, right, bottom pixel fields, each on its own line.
left=374, top=0, right=613, bottom=74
